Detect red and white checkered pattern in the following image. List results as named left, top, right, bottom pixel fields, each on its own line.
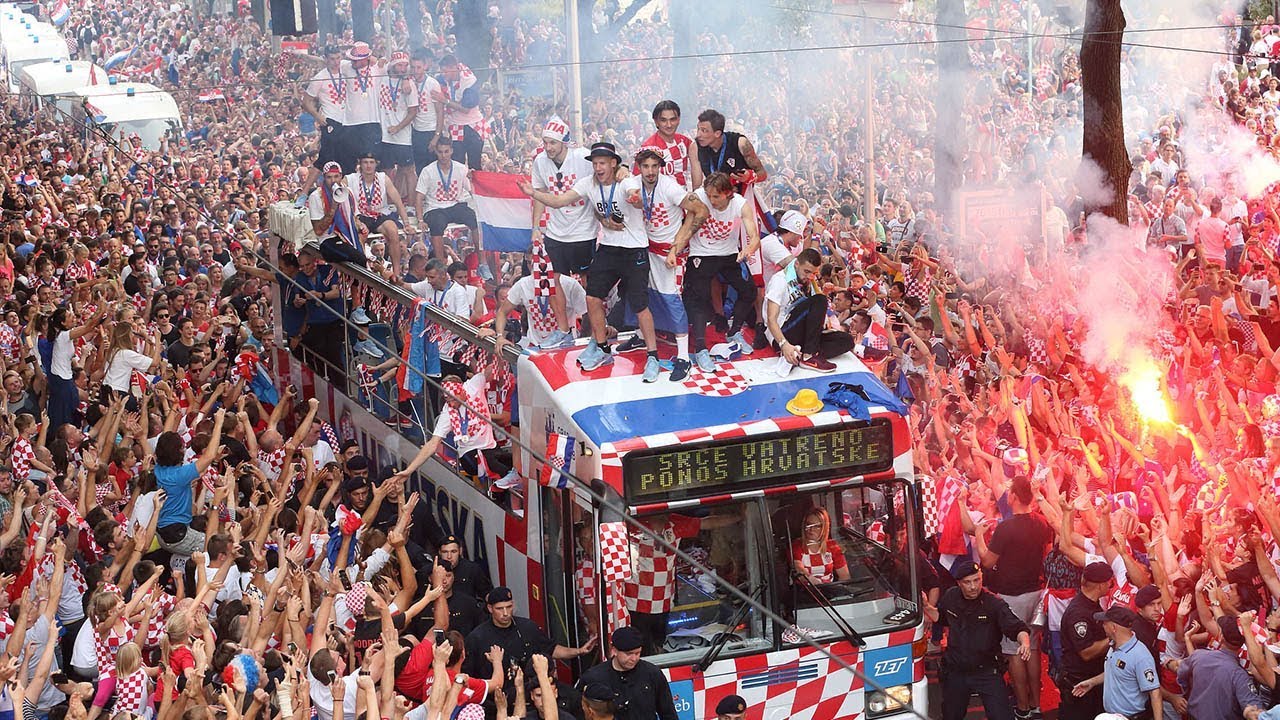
left=866, top=521, right=886, bottom=544
left=11, top=435, right=33, bottom=480
left=0, top=323, right=19, bottom=365
left=114, top=667, right=150, bottom=714
left=344, top=581, right=369, bottom=630
left=641, top=132, right=693, bottom=189
left=94, top=621, right=136, bottom=676
left=258, top=447, right=287, bottom=483
left=903, top=265, right=933, bottom=301
left=697, top=216, right=737, bottom=243
left=793, top=539, right=847, bottom=584
left=435, top=180, right=460, bottom=203
left=575, top=555, right=596, bottom=606
left=598, top=522, right=630, bottom=583
left=0, top=611, right=13, bottom=643
left=681, top=364, right=750, bottom=397
left=918, top=474, right=938, bottom=535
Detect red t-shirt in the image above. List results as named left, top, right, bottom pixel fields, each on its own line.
left=396, top=642, right=488, bottom=705
left=152, top=645, right=195, bottom=702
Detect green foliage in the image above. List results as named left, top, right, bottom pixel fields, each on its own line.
left=1248, top=0, right=1277, bottom=22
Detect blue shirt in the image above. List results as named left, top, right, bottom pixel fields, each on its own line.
left=155, top=462, right=199, bottom=528
left=1177, top=647, right=1265, bottom=720
left=294, top=265, right=344, bottom=325
left=1102, top=634, right=1158, bottom=716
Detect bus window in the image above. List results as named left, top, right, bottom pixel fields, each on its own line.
left=769, top=480, right=920, bottom=643
left=619, top=503, right=772, bottom=666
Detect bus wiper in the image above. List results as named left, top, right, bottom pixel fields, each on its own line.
left=694, top=585, right=763, bottom=673
left=793, top=573, right=866, bottom=648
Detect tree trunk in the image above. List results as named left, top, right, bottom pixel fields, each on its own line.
left=1079, top=0, right=1129, bottom=224
left=934, top=0, right=968, bottom=215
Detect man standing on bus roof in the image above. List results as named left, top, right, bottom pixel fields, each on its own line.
left=936, top=560, right=1030, bottom=720
left=517, top=142, right=658, bottom=375
left=529, top=116, right=597, bottom=350
left=712, top=695, right=747, bottom=720
left=641, top=100, right=695, bottom=191
left=690, top=109, right=767, bottom=192
left=667, top=172, right=760, bottom=374
left=577, top=627, right=678, bottom=720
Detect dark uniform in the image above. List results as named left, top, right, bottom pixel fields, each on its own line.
left=462, top=615, right=557, bottom=687
left=452, top=555, right=493, bottom=601
left=577, top=659, right=677, bottom=720
left=936, top=584, right=1028, bottom=720
left=1058, top=591, right=1107, bottom=720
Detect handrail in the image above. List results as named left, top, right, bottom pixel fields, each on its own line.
left=303, top=240, right=523, bottom=368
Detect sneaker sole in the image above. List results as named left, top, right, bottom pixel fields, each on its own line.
left=580, top=356, right=615, bottom=372
left=802, top=362, right=836, bottom=373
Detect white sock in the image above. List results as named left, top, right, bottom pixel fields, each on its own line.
left=676, top=334, right=689, bottom=359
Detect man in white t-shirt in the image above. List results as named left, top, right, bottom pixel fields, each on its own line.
left=667, top=172, right=760, bottom=373
left=530, top=116, right=597, bottom=350
left=519, top=143, right=658, bottom=374
left=491, top=273, right=587, bottom=352
left=377, top=51, right=419, bottom=202
left=759, top=209, right=808, bottom=287
left=409, top=47, right=444, bottom=174
left=341, top=42, right=382, bottom=172
left=301, top=46, right=349, bottom=197
left=307, top=162, right=362, bottom=250
left=348, top=151, right=413, bottom=272
left=763, top=248, right=853, bottom=373
left=617, top=148, right=691, bottom=381
left=415, top=136, right=477, bottom=261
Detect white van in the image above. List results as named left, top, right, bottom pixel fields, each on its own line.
left=14, top=60, right=106, bottom=115
left=1, top=28, right=68, bottom=91
left=68, top=81, right=182, bottom=151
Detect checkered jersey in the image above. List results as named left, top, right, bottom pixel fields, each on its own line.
left=95, top=621, right=137, bottom=676
left=144, top=592, right=178, bottom=648
left=622, top=516, right=700, bottom=614
left=0, top=323, right=20, bottom=365
left=114, top=667, right=150, bottom=714
left=11, top=436, right=33, bottom=481
left=903, top=264, right=933, bottom=301
left=575, top=555, right=596, bottom=607
left=641, top=132, right=694, bottom=190
left=258, top=447, right=287, bottom=482
left=791, top=539, right=847, bottom=584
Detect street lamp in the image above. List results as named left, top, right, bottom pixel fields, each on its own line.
left=851, top=0, right=904, bottom=229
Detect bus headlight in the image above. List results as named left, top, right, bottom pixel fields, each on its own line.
left=865, top=685, right=912, bottom=718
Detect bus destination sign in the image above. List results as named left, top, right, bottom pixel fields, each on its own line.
left=623, top=421, right=895, bottom=500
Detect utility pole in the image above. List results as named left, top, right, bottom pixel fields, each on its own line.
left=566, top=0, right=583, bottom=142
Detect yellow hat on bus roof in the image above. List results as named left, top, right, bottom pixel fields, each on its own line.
left=786, top=389, right=824, bottom=416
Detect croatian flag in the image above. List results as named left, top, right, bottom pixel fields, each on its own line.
left=50, top=0, right=69, bottom=26
left=472, top=171, right=532, bottom=252
left=103, top=47, right=135, bottom=72
left=540, top=433, right=575, bottom=489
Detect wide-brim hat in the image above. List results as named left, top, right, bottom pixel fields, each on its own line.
left=786, top=389, right=823, bottom=416
left=586, top=141, right=621, bottom=163
left=347, top=42, right=372, bottom=61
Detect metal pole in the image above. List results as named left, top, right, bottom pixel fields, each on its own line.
left=1026, top=0, right=1034, bottom=98
left=567, top=0, right=584, bottom=142
left=864, top=54, right=875, bottom=229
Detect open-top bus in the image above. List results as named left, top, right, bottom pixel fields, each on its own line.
left=271, top=252, right=928, bottom=720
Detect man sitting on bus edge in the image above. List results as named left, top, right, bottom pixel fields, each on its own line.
left=763, top=248, right=854, bottom=373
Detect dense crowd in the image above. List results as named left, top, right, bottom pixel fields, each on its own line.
left=6, top=1, right=1280, bottom=720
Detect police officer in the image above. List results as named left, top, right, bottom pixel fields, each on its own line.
left=581, top=682, right=619, bottom=720
left=936, top=560, right=1030, bottom=720
left=1058, top=561, right=1114, bottom=720
left=436, top=534, right=493, bottom=601
left=1069, top=606, right=1162, bottom=720
left=462, top=588, right=597, bottom=690
left=712, top=695, right=747, bottom=720
left=578, top=627, right=678, bottom=720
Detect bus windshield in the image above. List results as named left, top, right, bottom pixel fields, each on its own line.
left=621, top=501, right=774, bottom=667
left=767, top=480, right=920, bottom=642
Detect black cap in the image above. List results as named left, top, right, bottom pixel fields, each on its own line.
left=440, top=535, right=461, bottom=548
left=357, top=149, right=377, bottom=160
left=587, top=142, right=622, bottom=162
left=1092, top=606, right=1138, bottom=628
left=1219, top=614, right=1246, bottom=647
left=950, top=559, right=980, bottom=580
left=1083, top=561, right=1113, bottom=584
left=346, top=455, right=369, bottom=471
left=715, top=695, right=747, bottom=715
left=341, top=476, right=368, bottom=493
left=1134, top=585, right=1162, bottom=609
left=581, top=682, right=616, bottom=703
left=610, top=627, right=643, bottom=652
left=486, top=587, right=513, bottom=604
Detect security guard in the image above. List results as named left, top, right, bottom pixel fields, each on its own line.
left=463, top=587, right=597, bottom=693
left=1058, top=561, right=1114, bottom=720
left=712, top=695, right=747, bottom=720
left=1069, top=606, right=1162, bottom=720
left=936, top=560, right=1030, bottom=720
left=578, top=627, right=678, bottom=720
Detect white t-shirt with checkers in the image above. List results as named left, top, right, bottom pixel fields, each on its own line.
left=637, top=174, right=687, bottom=252
left=506, top=275, right=586, bottom=348
left=412, top=75, right=442, bottom=132
left=688, top=187, right=747, bottom=257
left=572, top=175, right=647, bottom=249
left=305, top=68, right=347, bottom=125
left=431, top=374, right=494, bottom=456
left=531, top=147, right=597, bottom=242
left=416, top=160, right=472, bottom=212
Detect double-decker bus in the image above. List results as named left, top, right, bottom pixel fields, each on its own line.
left=272, top=253, right=928, bottom=720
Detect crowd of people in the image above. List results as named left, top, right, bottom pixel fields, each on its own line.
left=6, top=0, right=1280, bottom=719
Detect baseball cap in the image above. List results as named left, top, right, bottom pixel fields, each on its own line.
left=1092, top=606, right=1138, bottom=628
left=486, top=587, right=513, bottom=604
left=1134, top=585, right=1162, bottom=609
left=1083, top=561, right=1113, bottom=584
left=778, top=210, right=807, bottom=236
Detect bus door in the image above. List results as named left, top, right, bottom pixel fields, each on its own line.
left=540, top=484, right=594, bottom=665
